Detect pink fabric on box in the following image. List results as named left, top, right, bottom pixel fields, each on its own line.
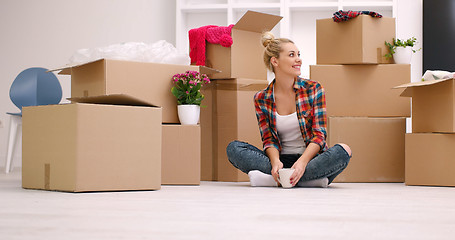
left=189, top=24, right=234, bottom=66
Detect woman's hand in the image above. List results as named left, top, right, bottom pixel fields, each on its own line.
left=266, top=147, right=283, bottom=184
left=290, top=160, right=307, bottom=186
left=271, top=159, right=283, bottom=184
left=290, top=143, right=321, bottom=186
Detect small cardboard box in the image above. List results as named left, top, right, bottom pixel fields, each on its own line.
left=405, top=133, right=455, bottom=187
left=214, top=78, right=268, bottom=182
left=316, top=15, right=395, bottom=64
left=205, top=11, right=282, bottom=80
left=162, top=124, right=201, bottom=185
left=22, top=95, right=162, bottom=192
left=328, top=117, right=406, bottom=182
left=310, top=64, right=411, bottom=117
left=393, top=78, right=455, bottom=133
left=51, top=59, right=217, bottom=123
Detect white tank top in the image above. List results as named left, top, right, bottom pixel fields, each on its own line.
left=276, top=111, right=306, bottom=154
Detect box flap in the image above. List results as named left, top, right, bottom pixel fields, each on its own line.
left=48, top=59, right=105, bottom=75
left=199, top=66, right=221, bottom=76
left=233, top=10, right=282, bottom=33
left=393, top=78, right=454, bottom=97
left=68, top=94, right=158, bottom=107
left=215, top=78, right=268, bottom=91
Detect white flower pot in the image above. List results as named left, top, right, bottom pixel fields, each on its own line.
left=177, top=105, right=200, bottom=125
left=393, top=47, right=413, bottom=64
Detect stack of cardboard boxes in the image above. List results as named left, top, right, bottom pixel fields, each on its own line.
left=22, top=59, right=215, bottom=192
left=200, top=11, right=282, bottom=182
left=21, top=10, right=282, bottom=191
left=394, top=78, right=455, bottom=187
left=310, top=15, right=411, bottom=182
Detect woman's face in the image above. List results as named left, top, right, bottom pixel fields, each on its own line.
left=272, top=42, right=302, bottom=77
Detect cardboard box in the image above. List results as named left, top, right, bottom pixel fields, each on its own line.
left=205, top=11, right=282, bottom=79
left=405, top=133, right=455, bottom=187
left=51, top=59, right=217, bottom=123
left=199, top=78, right=268, bottom=182
left=316, top=15, right=395, bottom=64
left=215, top=78, right=268, bottom=182
left=162, top=124, right=201, bottom=185
left=200, top=83, right=217, bottom=181
left=22, top=97, right=162, bottom=192
left=328, top=117, right=406, bottom=182
left=393, top=78, right=455, bottom=133
left=310, top=64, right=411, bottom=117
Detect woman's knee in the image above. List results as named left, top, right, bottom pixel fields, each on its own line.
left=227, top=140, right=241, bottom=152
left=337, top=143, right=352, bottom=157
left=226, top=140, right=246, bottom=159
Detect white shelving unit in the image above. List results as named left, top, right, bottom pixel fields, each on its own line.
left=176, top=0, right=397, bottom=78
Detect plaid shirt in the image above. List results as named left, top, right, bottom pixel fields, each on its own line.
left=254, top=77, right=328, bottom=153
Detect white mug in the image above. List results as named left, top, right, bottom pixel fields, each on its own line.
left=278, top=168, right=295, bottom=188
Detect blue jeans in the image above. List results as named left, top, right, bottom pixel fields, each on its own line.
left=226, top=141, right=351, bottom=184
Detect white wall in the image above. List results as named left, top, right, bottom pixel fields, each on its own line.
left=0, top=0, right=176, bottom=168
left=397, top=0, right=423, bottom=83
left=397, top=0, right=423, bottom=132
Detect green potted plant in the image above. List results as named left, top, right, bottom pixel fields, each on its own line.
left=385, top=37, right=421, bottom=64
left=171, top=70, right=210, bottom=125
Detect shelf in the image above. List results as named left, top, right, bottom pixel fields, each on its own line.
left=288, top=2, right=339, bottom=8
left=179, top=2, right=393, bottom=13
left=342, top=2, right=393, bottom=7
left=176, top=0, right=397, bottom=71
left=231, top=3, right=281, bottom=10
left=180, top=4, right=228, bottom=13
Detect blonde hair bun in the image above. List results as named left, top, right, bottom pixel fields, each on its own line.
left=261, top=31, right=275, bottom=47
left=261, top=32, right=294, bottom=72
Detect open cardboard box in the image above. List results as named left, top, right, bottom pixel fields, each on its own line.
left=205, top=10, right=282, bottom=80
left=316, top=15, right=395, bottom=64
left=22, top=94, right=162, bottom=192
left=394, top=78, right=455, bottom=133
left=50, top=59, right=218, bottom=123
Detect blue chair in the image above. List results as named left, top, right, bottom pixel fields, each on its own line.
left=5, top=68, right=62, bottom=173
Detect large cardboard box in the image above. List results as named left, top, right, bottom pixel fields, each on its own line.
left=162, top=124, right=201, bottom=185
left=205, top=11, right=282, bottom=80
left=316, top=15, right=395, bottom=64
left=22, top=99, right=162, bottom=192
left=405, top=133, right=455, bottom=187
left=394, top=78, right=455, bottom=133
left=51, top=59, right=216, bottom=123
left=215, top=78, right=268, bottom=182
left=310, top=64, right=411, bottom=117
left=200, top=78, right=268, bottom=182
left=328, top=117, right=406, bottom=182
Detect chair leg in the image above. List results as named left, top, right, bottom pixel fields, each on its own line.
left=5, top=115, right=21, bottom=173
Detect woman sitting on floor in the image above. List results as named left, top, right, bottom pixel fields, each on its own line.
left=226, top=31, right=352, bottom=188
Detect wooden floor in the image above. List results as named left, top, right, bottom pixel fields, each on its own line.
left=1, top=168, right=455, bottom=240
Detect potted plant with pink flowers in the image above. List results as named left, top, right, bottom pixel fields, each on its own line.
left=171, top=70, right=210, bottom=125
